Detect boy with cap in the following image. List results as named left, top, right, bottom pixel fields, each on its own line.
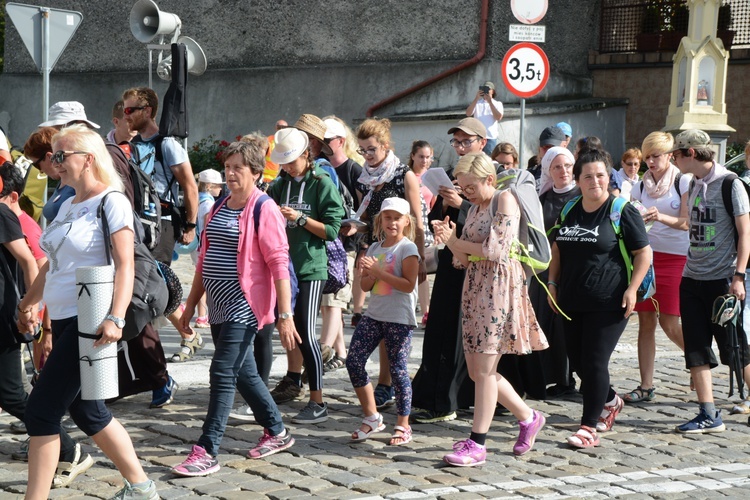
left=528, top=126, right=566, bottom=191
left=466, top=81, right=503, bottom=156
left=556, top=122, right=573, bottom=148
left=671, top=129, right=750, bottom=432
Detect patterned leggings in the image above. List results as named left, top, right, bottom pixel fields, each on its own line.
left=346, top=316, right=413, bottom=416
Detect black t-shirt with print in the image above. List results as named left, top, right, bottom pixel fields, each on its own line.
left=555, top=195, right=650, bottom=312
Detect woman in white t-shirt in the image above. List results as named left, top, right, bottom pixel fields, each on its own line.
left=624, top=131, right=690, bottom=404
left=16, top=125, right=159, bottom=498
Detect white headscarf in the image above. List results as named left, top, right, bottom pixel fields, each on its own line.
left=539, top=147, right=576, bottom=195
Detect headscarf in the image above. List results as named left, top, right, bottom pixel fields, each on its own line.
left=539, top=147, right=576, bottom=195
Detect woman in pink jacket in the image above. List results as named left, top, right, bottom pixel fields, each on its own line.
left=172, top=139, right=300, bottom=477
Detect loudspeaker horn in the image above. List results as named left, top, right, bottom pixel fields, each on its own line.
left=156, top=36, right=208, bottom=81
left=130, top=0, right=181, bottom=43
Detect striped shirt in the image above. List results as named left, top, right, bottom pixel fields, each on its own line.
left=202, top=204, right=257, bottom=327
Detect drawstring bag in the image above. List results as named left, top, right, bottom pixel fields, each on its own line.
left=324, top=236, right=348, bottom=294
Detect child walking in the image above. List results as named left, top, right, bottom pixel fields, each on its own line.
left=346, top=197, right=420, bottom=445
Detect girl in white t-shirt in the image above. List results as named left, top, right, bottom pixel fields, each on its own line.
left=624, top=131, right=690, bottom=404
left=346, top=197, right=419, bottom=446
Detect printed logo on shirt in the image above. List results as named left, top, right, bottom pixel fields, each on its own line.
left=557, top=224, right=601, bottom=243
left=372, top=253, right=396, bottom=296
left=689, top=202, right=717, bottom=253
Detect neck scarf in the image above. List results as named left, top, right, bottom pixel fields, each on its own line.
left=693, top=161, right=725, bottom=202
left=642, top=164, right=678, bottom=199
left=552, top=183, right=577, bottom=194
left=355, top=150, right=401, bottom=219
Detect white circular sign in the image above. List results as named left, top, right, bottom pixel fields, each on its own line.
left=511, top=0, right=548, bottom=25
left=501, top=43, right=550, bottom=98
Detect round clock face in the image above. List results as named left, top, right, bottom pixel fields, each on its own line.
left=511, top=0, right=548, bottom=25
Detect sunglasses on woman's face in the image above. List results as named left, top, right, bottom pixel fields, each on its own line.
left=50, top=150, right=89, bottom=164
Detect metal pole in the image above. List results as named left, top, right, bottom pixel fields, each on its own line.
left=148, top=48, right=153, bottom=88
left=519, top=98, right=526, bottom=168
left=41, top=7, right=51, bottom=122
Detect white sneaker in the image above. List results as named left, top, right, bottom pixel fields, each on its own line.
left=228, top=404, right=255, bottom=422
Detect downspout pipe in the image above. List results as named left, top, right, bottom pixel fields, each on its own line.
left=366, top=0, right=489, bottom=117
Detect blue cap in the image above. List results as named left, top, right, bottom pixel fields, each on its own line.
left=556, top=122, right=572, bottom=138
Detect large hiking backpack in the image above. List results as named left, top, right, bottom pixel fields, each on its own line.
left=98, top=192, right=169, bottom=341
left=108, top=142, right=162, bottom=251
left=493, top=168, right=552, bottom=277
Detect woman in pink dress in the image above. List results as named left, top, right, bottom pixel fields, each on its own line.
left=433, top=152, right=548, bottom=466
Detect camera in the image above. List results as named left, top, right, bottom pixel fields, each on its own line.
left=479, top=85, right=491, bottom=94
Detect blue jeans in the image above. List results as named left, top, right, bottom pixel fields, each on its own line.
left=197, top=321, right=284, bottom=456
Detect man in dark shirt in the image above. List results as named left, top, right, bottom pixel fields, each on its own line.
left=528, top=126, right=566, bottom=191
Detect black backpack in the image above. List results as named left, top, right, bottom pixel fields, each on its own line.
left=107, top=142, right=162, bottom=251
left=98, top=191, right=169, bottom=341
left=719, top=173, right=750, bottom=270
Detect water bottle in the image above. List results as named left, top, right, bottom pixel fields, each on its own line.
left=144, top=202, right=157, bottom=217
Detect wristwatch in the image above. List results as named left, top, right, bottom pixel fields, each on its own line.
left=184, top=221, right=197, bottom=230
left=105, top=314, right=126, bottom=329
left=734, top=271, right=745, bottom=280
left=279, top=312, right=294, bottom=320
left=296, top=213, right=308, bottom=227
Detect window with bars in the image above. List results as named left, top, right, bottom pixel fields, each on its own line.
left=599, top=0, right=749, bottom=54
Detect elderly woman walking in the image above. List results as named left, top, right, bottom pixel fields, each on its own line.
left=172, top=139, right=298, bottom=477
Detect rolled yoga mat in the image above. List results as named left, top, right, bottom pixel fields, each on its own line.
left=76, top=265, right=119, bottom=400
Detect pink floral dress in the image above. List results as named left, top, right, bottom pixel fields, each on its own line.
left=455, top=203, right=548, bottom=355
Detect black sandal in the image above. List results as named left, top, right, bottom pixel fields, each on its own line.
left=622, top=386, right=655, bottom=403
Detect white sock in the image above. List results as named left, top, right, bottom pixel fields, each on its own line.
left=521, top=412, right=534, bottom=425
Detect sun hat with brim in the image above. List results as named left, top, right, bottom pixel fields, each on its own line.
left=270, top=128, right=310, bottom=164
left=447, top=117, right=487, bottom=139
left=378, top=197, right=410, bottom=216
left=293, top=114, right=333, bottom=155
left=198, top=169, right=224, bottom=184
left=38, top=101, right=100, bottom=129
left=670, top=129, right=711, bottom=152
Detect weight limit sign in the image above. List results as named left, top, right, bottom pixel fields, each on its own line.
left=501, top=42, right=550, bottom=98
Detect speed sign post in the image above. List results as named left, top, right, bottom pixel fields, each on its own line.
left=502, top=42, right=550, bottom=166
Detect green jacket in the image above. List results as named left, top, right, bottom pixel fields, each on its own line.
left=268, top=167, right=344, bottom=281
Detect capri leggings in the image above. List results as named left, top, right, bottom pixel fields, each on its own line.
left=563, top=310, right=628, bottom=428
left=294, top=280, right=324, bottom=391
left=346, top=315, right=413, bottom=416
left=26, top=316, right=113, bottom=437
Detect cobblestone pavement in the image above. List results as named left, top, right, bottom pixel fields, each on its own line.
left=2, top=258, right=749, bottom=498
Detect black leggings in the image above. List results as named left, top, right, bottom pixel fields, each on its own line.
left=563, top=310, right=628, bottom=428
left=294, top=280, right=324, bottom=391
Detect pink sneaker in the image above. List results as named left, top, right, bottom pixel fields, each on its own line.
left=443, top=438, right=486, bottom=467
left=513, top=410, right=545, bottom=456
left=171, top=445, right=219, bottom=477
left=248, top=429, right=295, bottom=459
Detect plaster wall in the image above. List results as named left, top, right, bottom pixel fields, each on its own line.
left=1, top=0, right=600, bottom=145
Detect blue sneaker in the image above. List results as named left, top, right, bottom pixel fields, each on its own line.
left=676, top=408, right=726, bottom=434
left=374, top=384, right=395, bottom=410
left=150, top=375, right=178, bottom=408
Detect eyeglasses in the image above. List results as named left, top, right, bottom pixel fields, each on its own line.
left=356, top=147, right=380, bottom=156
left=50, top=151, right=89, bottom=164
left=496, top=161, right=515, bottom=168
left=450, top=138, right=479, bottom=148
left=123, top=106, right=147, bottom=115
left=30, top=157, right=44, bottom=169
left=624, top=161, right=640, bottom=167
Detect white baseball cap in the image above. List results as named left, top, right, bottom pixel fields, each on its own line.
left=270, top=128, right=309, bottom=164
left=198, top=169, right=224, bottom=184
left=378, top=197, right=410, bottom=215
left=324, top=118, right=347, bottom=139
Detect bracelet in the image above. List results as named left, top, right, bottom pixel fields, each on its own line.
left=734, top=271, right=745, bottom=280
left=547, top=281, right=559, bottom=288
left=17, top=304, right=32, bottom=314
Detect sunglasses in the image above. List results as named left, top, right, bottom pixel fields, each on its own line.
left=123, top=106, right=147, bottom=115
left=50, top=150, right=89, bottom=164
